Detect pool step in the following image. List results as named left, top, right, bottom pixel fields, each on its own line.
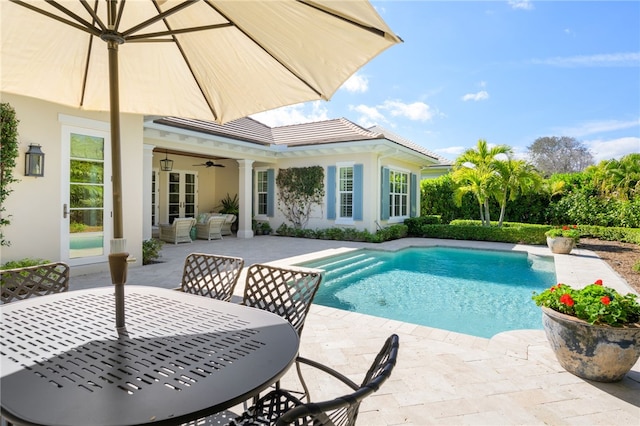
left=323, top=259, right=385, bottom=285
left=312, top=254, right=383, bottom=283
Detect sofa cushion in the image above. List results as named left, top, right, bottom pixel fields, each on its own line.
left=197, top=213, right=210, bottom=224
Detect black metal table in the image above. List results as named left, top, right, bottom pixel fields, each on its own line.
left=0, top=286, right=299, bottom=426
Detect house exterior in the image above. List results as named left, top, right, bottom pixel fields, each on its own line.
left=1, top=94, right=450, bottom=274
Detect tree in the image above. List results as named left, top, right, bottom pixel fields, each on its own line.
left=527, top=136, right=594, bottom=176
left=492, top=157, right=542, bottom=226
left=276, top=166, right=325, bottom=229
left=452, top=139, right=511, bottom=226
left=592, top=153, right=640, bottom=200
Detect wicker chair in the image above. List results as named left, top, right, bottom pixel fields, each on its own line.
left=178, top=253, right=244, bottom=302
left=221, top=214, right=237, bottom=236
left=159, top=217, right=196, bottom=244
left=241, top=264, right=323, bottom=336
left=230, top=334, right=399, bottom=426
left=196, top=215, right=226, bottom=240
left=1, top=262, right=70, bottom=304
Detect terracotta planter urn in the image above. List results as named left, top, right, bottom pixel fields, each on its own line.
left=546, top=236, right=575, bottom=254
left=542, top=306, right=640, bottom=382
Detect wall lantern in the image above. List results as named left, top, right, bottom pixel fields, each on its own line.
left=25, top=144, right=45, bottom=177
left=160, top=150, right=173, bottom=172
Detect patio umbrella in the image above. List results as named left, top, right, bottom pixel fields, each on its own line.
left=1, top=0, right=401, bottom=331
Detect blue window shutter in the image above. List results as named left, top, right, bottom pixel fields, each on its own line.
left=353, top=164, right=363, bottom=220
left=410, top=173, right=417, bottom=217
left=380, top=167, right=390, bottom=220
left=327, top=166, right=336, bottom=220
left=267, top=169, right=275, bottom=217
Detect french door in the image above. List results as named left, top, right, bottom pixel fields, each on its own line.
left=167, top=170, right=197, bottom=223
left=61, top=121, right=111, bottom=265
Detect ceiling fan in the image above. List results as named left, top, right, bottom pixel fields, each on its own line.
left=193, top=160, right=225, bottom=168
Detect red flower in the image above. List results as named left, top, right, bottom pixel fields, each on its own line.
left=560, top=294, right=574, bottom=307
left=594, top=279, right=603, bottom=286
left=601, top=296, right=611, bottom=305
left=562, top=225, right=569, bottom=230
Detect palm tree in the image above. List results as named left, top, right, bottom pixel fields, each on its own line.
left=452, top=140, right=511, bottom=226
left=600, top=154, right=640, bottom=200
left=493, top=157, right=542, bottom=226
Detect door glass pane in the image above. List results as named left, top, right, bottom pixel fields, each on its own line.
left=69, top=133, right=105, bottom=258
left=184, top=173, right=196, bottom=218
left=168, top=172, right=180, bottom=223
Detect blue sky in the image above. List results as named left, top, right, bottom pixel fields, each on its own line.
left=252, top=0, right=640, bottom=163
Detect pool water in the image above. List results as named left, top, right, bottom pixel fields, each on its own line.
left=299, top=247, right=556, bottom=338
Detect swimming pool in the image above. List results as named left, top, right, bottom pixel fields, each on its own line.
left=298, top=246, right=556, bottom=338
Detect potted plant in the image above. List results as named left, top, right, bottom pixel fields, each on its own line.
left=260, top=221, right=272, bottom=236
left=218, top=193, right=239, bottom=232
left=532, top=280, right=640, bottom=382
left=545, top=225, right=580, bottom=254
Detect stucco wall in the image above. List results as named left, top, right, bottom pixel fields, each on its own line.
left=1, top=94, right=143, bottom=273
left=265, top=151, right=421, bottom=232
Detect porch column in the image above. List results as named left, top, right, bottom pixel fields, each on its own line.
left=236, top=159, right=254, bottom=239
left=142, top=144, right=155, bottom=240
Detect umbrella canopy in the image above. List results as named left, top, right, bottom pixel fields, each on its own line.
left=2, top=0, right=401, bottom=123
left=1, top=0, right=401, bottom=330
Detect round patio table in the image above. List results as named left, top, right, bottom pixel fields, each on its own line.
left=0, top=286, right=299, bottom=425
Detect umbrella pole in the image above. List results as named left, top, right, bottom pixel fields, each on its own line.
left=105, top=3, right=128, bottom=335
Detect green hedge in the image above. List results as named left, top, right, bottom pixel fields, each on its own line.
left=577, top=225, right=640, bottom=244
left=275, top=223, right=408, bottom=243
left=409, top=219, right=640, bottom=246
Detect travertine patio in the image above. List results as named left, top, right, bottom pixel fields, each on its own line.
left=70, top=236, right=640, bottom=425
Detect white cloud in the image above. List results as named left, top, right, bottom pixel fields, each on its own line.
left=341, top=73, right=369, bottom=93
left=508, top=0, right=534, bottom=11
left=350, top=100, right=436, bottom=128
left=558, top=118, right=640, bottom=137
left=531, top=52, right=640, bottom=67
left=250, top=101, right=330, bottom=127
left=462, top=91, right=490, bottom=102
left=350, top=104, right=387, bottom=127
left=436, top=146, right=466, bottom=157
left=586, top=137, right=640, bottom=162
left=382, top=100, right=435, bottom=121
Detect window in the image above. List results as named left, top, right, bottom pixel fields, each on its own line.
left=338, top=166, right=353, bottom=219
left=389, top=170, right=408, bottom=218
left=257, top=170, right=268, bottom=216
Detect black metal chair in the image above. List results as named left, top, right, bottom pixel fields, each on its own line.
left=0, top=262, right=70, bottom=304
left=241, top=263, right=322, bottom=336
left=178, top=253, right=244, bottom=301
left=229, top=334, right=399, bottom=426
left=241, top=263, right=323, bottom=402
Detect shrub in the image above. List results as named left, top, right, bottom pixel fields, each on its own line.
left=1, top=258, right=51, bottom=270
left=142, top=239, right=164, bottom=265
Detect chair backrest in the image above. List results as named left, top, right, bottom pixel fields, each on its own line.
left=278, top=334, right=399, bottom=426
left=181, top=253, right=244, bottom=301
left=209, top=216, right=226, bottom=225
left=242, top=264, right=322, bottom=335
left=1, top=262, right=70, bottom=304
left=175, top=217, right=195, bottom=230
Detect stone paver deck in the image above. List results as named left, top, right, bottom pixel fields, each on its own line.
left=70, top=236, right=640, bottom=425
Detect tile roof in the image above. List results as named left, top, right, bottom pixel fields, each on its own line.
left=155, top=116, right=273, bottom=145
left=152, top=116, right=450, bottom=164
left=368, top=125, right=452, bottom=164
left=271, top=118, right=382, bottom=145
